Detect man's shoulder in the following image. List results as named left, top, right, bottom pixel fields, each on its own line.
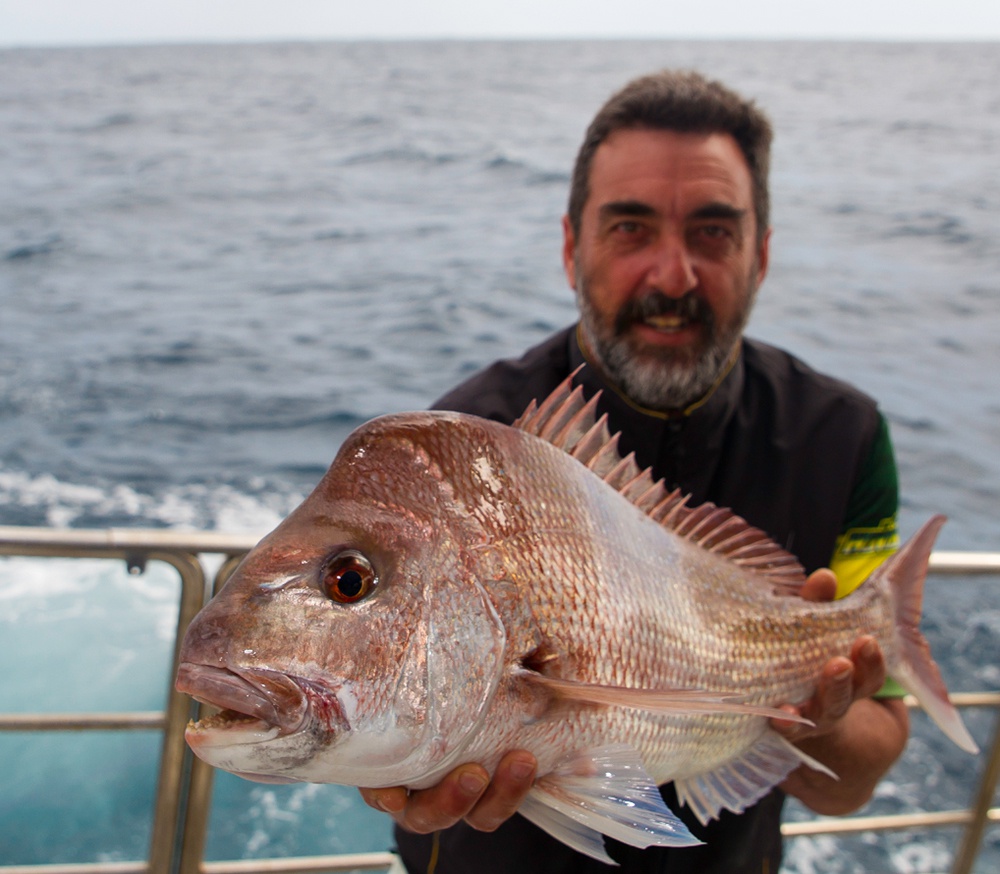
left=432, top=326, right=575, bottom=423
left=743, top=338, right=879, bottom=415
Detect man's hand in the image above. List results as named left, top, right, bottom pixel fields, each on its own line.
left=359, top=750, right=537, bottom=834
left=771, top=567, right=909, bottom=814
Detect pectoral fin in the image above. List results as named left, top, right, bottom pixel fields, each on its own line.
left=520, top=670, right=811, bottom=724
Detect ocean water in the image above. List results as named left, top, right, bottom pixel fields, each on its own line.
left=0, top=39, right=998, bottom=871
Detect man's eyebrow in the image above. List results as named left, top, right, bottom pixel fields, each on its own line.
left=597, top=200, right=658, bottom=220
left=597, top=200, right=749, bottom=223
left=690, top=202, right=748, bottom=222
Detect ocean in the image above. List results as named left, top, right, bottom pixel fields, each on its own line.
left=0, top=39, right=998, bottom=872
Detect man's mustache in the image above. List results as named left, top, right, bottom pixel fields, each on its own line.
left=613, top=292, right=714, bottom=335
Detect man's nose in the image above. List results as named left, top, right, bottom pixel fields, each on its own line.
left=647, top=235, right=697, bottom=297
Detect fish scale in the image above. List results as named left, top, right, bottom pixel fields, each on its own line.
left=176, top=374, right=977, bottom=864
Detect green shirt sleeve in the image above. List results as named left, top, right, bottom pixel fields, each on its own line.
left=830, top=414, right=900, bottom=598
left=828, top=414, right=905, bottom=697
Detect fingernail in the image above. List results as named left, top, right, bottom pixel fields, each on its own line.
left=375, top=794, right=405, bottom=814
left=509, top=759, right=536, bottom=782
left=860, top=639, right=878, bottom=660
left=459, top=771, right=488, bottom=796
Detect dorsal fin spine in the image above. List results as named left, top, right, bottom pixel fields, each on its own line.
left=700, top=519, right=750, bottom=549
left=552, top=395, right=601, bottom=450
left=633, top=482, right=666, bottom=513
left=586, top=436, right=624, bottom=477
left=571, top=415, right=612, bottom=464
left=539, top=385, right=588, bottom=443
left=513, top=399, right=539, bottom=430
left=512, top=372, right=806, bottom=588
left=692, top=510, right=735, bottom=544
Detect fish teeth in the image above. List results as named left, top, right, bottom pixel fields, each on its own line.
left=186, top=710, right=282, bottom=745
left=197, top=709, right=259, bottom=729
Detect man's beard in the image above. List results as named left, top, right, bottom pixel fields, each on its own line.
left=576, top=273, right=758, bottom=412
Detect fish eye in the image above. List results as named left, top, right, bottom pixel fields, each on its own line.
left=321, top=550, right=378, bottom=604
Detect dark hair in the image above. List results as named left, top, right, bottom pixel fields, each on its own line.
left=567, top=70, right=773, bottom=244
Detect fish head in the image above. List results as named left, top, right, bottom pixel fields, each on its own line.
left=176, top=412, right=510, bottom=788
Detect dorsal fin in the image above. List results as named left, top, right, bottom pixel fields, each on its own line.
left=514, top=371, right=806, bottom=591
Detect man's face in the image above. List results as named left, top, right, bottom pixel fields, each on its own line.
left=564, top=128, right=770, bottom=411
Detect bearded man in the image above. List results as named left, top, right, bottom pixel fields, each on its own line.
left=362, top=69, right=906, bottom=874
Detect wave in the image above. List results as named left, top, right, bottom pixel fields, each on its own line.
left=886, top=210, right=974, bottom=246
left=3, top=234, right=62, bottom=261
left=338, top=146, right=461, bottom=167
left=0, top=466, right=300, bottom=531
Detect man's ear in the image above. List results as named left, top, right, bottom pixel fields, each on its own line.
left=755, top=227, right=772, bottom=287
left=561, top=214, right=577, bottom=290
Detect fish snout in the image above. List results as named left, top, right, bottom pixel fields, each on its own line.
left=178, top=605, right=243, bottom=670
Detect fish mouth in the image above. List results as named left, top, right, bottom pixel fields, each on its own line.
left=176, top=663, right=312, bottom=742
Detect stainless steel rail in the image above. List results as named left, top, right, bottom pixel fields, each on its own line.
left=1, top=526, right=998, bottom=874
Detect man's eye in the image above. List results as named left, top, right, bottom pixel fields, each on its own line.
left=692, top=224, right=737, bottom=248
left=614, top=221, right=640, bottom=233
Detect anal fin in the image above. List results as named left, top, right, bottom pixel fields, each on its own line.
left=674, top=730, right=837, bottom=826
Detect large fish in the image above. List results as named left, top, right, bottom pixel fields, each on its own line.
left=176, top=376, right=977, bottom=863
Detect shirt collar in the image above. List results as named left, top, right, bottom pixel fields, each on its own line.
left=567, top=324, right=744, bottom=456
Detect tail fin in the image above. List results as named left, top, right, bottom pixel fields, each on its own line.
left=876, top=515, right=978, bottom=754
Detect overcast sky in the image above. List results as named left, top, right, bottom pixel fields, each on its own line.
left=3, top=0, right=1000, bottom=46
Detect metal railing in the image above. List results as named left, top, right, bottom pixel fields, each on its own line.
left=1, top=526, right=998, bottom=874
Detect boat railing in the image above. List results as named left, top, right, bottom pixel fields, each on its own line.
left=1, top=526, right=998, bottom=874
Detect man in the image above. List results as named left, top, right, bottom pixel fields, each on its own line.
left=362, top=69, right=907, bottom=873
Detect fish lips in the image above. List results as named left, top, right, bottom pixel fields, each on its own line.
left=176, top=663, right=313, bottom=742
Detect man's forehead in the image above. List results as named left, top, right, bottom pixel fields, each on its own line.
left=587, top=128, right=754, bottom=213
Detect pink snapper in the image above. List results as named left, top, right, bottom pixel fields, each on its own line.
left=176, top=376, right=977, bottom=863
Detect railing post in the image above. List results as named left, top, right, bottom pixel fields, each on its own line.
left=148, top=551, right=213, bottom=874
left=177, top=756, right=217, bottom=874
left=175, top=551, right=243, bottom=874
left=952, top=707, right=1000, bottom=874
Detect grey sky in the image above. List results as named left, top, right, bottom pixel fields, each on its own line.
left=3, top=0, right=1000, bottom=47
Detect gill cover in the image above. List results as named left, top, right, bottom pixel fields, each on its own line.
left=332, top=567, right=508, bottom=789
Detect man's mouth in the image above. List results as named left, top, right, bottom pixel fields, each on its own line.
left=617, top=292, right=711, bottom=338
left=642, top=313, right=692, bottom=332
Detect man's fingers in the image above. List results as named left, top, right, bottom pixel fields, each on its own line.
left=817, top=657, right=855, bottom=724
left=772, top=636, right=888, bottom=744
left=402, top=766, right=491, bottom=833
left=360, top=765, right=490, bottom=834
left=360, top=785, right=408, bottom=816
left=849, top=636, right=886, bottom=699
left=770, top=703, right=808, bottom=740
left=800, top=568, right=837, bottom=602
left=359, top=752, right=538, bottom=835
left=464, top=751, right=537, bottom=832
